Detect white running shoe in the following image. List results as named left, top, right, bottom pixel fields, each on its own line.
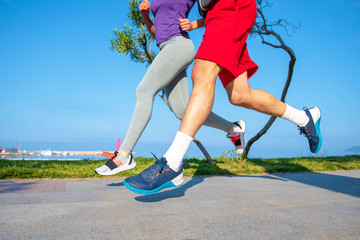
left=95, top=151, right=136, bottom=176
left=227, top=120, right=246, bottom=155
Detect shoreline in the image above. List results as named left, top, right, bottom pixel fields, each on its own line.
left=0, top=150, right=103, bottom=157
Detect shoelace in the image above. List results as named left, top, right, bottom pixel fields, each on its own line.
left=298, top=107, right=311, bottom=138
left=228, top=134, right=240, bottom=142
left=141, top=156, right=169, bottom=179
left=227, top=123, right=242, bottom=141
left=102, top=151, right=116, bottom=158
left=102, top=151, right=122, bottom=166
left=298, top=126, right=311, bottom=139
left=227, top=133, right=243, bottom=147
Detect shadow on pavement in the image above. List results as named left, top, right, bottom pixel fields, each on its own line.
left=107, top=158, right=228, bottom=202
left=0, top=181, right=37, bottom=194
left=134, top=177, right=204, bottom=202
left=246, top=158, right=360, bottom=198
left=271, top=172, right=360, bottom=198
left=0, top=180, right=67, bottom=194
left=107, top=182, right=124, bottom=187
left=106, top=157, right=360, bottom=201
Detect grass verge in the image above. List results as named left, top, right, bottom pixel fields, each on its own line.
left=0, top=155, right=359, bottom=179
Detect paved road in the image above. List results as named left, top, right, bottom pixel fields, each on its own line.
left=1, top=171, right=359, bottom=240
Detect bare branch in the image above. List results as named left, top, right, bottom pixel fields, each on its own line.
left=240, top=1, right=297, bottom=160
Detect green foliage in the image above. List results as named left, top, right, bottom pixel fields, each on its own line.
left=1, top=156, right=360, bottom=179
left=218, top=149, right=238, bottom=161
left=127, top=0, right=144, bottom=28
left=110, top=0, right=156, bottom=66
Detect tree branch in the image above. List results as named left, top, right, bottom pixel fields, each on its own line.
left=240, top=3, right=297, bottom=160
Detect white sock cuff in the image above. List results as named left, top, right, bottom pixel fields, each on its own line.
left=163, top=131, right=193, bottom=171
left=281, top=104, right=291, bottom=119
left=281, top=103, right=309, bottom=127
left=175, top=131, right=193, bottom=143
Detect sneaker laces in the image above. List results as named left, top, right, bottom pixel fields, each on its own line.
left=228, top=134, right=239, bottom=142
left=298, top=126, right=306, bottom=136
left=102, top=151, right=122, bottom=166
left=298, top=107, right=311, bottom=137
left=227, top=123, right=242, bottom=142
left=227, top=131, right=242, bottom=147
left=298, top=126, right=311, bottom=140
left=102, top=151, right=117, bottom=158
left=141, top=156, right=169, bottom=179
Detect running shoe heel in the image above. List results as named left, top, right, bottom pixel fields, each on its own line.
left=171, top=172, right=184, bottom=187
left=312, top=107, right=322, bottom=153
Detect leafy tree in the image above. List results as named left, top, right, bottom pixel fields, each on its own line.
left=110, top=0, right=155, bottom=66
left=110, top=0, right=297, bottom=162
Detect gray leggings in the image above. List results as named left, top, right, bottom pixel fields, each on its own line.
left=120, top=36, right=234, bottom=153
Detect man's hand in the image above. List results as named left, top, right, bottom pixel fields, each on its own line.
left=139, top=0, right=151, bottom=15
left=178, top=18, right=192, bottom=31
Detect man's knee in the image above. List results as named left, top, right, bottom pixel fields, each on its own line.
left=191, top=70, right=207, bottom=89
left=225, top=72, right=253, bottom=107
left=191, top=64, right=206, bottom=85
left=228, top=92, right=252, bottom=108
left=191, top=59, right=221, bottom=87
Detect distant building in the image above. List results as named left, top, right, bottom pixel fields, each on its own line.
left=4, top=148, right=18, bottom=153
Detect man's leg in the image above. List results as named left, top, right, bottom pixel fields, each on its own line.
left=225, top=71, right=322, bottom=153
left=165, top=67, right=245, bottom=158
left=161, top=59, right=222, bottom=171
left=179, top=59, right=222, bottom=136
left=225, top=71, right=287, bottom=117
left=164, top=69, right=234, bottom=133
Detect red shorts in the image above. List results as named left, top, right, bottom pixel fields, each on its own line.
left=195, top=0, right=258, bottom=87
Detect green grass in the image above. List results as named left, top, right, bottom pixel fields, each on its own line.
left=0, top=155, right=359, bottom=179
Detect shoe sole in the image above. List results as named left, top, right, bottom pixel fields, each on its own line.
left=124, top=172, right=184, bottom=195
left=95, top=161, right=136, bottom=176
left=313, top=107, right=322, bottom=153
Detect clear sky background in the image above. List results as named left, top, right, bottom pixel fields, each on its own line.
left=1, top=0, right=359, bottom=158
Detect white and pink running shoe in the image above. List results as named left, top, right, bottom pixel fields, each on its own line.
left=227, top=120, right=246, bottom=155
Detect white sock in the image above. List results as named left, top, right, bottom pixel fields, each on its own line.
left=163, top=131, right=193, bottom=172
left=281, top=104, right=309, bottom=127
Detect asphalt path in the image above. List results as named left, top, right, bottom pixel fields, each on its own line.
left=1, top=170, right=359, bottom=240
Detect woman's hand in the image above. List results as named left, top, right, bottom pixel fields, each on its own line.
left=178, top=18, right=192, bottom=31
left=139, top=0, right=151, bottom=15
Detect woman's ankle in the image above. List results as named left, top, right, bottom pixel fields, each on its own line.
left=118, top=150, right=130, bottom=158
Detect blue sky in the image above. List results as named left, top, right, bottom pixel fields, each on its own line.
left=1, top=0, right=359, bottom=158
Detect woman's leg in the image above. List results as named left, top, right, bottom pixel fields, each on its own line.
left=164, top=69, right=234, bottom=133
left=119, top=36, right=195, bottom=156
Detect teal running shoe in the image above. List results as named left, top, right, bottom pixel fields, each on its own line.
left=299, top=107, right=322, bottom=153
left=124, top=157, right=184, bottom=195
